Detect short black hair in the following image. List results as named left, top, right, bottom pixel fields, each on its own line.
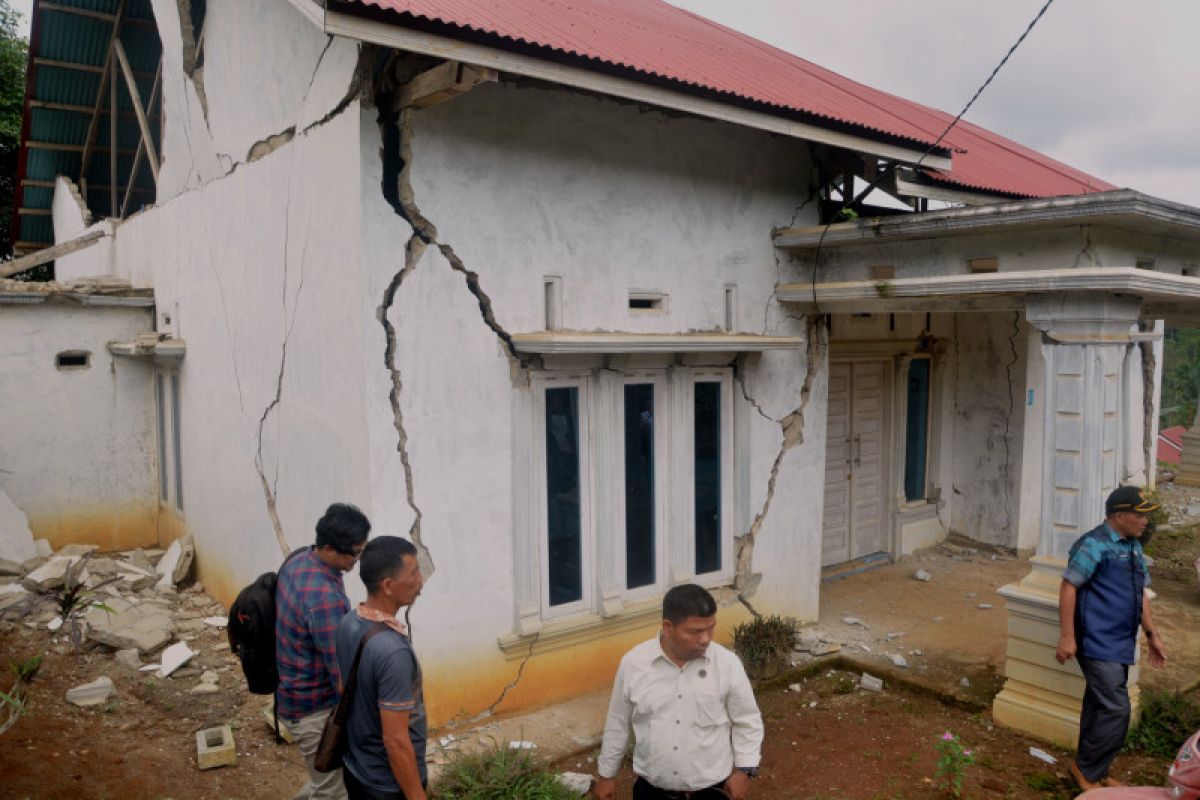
left=663, top=583, right=717, bottom=624
left=359, top=536, right=417, bottom=594
left=315, top=503, right=370, bottom=554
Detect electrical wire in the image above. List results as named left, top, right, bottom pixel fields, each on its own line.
left=808, top=0, right=1057, bottom=305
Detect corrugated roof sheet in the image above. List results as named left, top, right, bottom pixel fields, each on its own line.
left=337, top=0, right=1115, bottom=199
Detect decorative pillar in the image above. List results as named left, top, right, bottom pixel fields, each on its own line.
left=992, top=294, right=1142, bottom=748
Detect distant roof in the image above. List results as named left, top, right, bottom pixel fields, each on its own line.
left=1158, top=425, right=1186, bottom=465
left=333, top=0, right=1115, bottom=198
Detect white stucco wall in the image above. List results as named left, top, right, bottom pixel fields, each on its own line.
left=0, top=302, right=158, bottom=550
left=949, top=311, right=1028, bottom=546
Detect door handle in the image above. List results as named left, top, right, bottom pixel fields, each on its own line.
left=853, top=435, right=862, bottom=466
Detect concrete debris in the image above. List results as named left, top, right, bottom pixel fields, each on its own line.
left=813, top=642, right=841, bottom=656
left=123, top=549, right=155, bottom=572
left=85, top=597, right=174, bottom=655
left=556, top=772, right=593, bottom=795
left=115, top=649, right=143, bottom=670
left=788, top=683, right=802, bottom=692
left=859, top=673, right=883, bottom=692
left=157, top=641, right=196, bottom=678
left=190, top=670, right=220, bottom=694
left=21, top=555, right=84, bottom=592
left=889, top=654, right=909, bottom=668
left=20, top=555, right=48, bottom=575
left=977, top=603, right=994, bottom=610
left=196, top=724, right=237, bottom=770
left=139, top=663, right=160, bottom=672
left=202, top=616, right=227, bottom=628
left=46, top=616, right=63, bottom=632
left=959, top=677, right=971, bottom=688
left=931, top=616, right=944, bottom=623
left=914, top=569, right=933, bottom=582
left=909, top=649, right=923, bottom=656
left=0, top=559, right=22, bottom=576
left=1028, top=747, right=1057, bottom=765
left=508, top=741, right=537, bottom=750
left=57, top=544, right=100, bottom=557
left=34, top=538, right=52, bottom=558
left=66, top=675, right=114, bottom=707
left=85, top=558, right=121, bottom=578
left=885, top=631, right=905, bottom=641
left=842, top=616, right=867, bottom=628
left=155, top=536, right=195, bottom=590
left=0, top=487, right=37, bottom=562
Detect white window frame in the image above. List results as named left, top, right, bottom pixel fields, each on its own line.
left=532, top=374, right=594, bottom=619
left=156, top=367, right=184, bottom=512
left=617, top=371, right=670, bottom=602
left=682, top=369, right=735, bottom=588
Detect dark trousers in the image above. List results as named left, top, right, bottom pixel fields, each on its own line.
left=343, top=767, right=424, bottom=800
left=1076, top=656, right=1131, bottom=781
left=633, top=776, right=729, bottom=799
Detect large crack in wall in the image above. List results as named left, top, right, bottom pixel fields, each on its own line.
left=731, top=316, right=825, bottom=608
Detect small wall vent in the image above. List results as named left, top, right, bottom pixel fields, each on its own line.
left=628, top=291, right=666, bottom=313
left=56, top=350, right=91, bottom=370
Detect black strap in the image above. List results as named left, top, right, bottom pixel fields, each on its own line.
left=331, top=622, right=391, bottom=726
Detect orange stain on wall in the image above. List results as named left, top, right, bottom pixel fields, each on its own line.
left=28, top=503, right=158, bottom=553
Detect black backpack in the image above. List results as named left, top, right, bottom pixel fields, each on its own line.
left=228, top=548, right=305, bottom=693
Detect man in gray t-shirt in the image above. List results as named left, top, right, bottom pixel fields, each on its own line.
left=335, top=537, right=426, bottom=800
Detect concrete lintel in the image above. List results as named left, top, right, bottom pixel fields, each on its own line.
left=510, top=332, right=803, bottom=354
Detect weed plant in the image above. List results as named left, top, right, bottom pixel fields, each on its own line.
left=1126, top=690, right=1200, bottom=757
left=436, top=744, right=579, bottom=800
left=732, top=614, right=796, bottom=674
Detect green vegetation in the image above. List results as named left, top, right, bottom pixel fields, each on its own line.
left=0, top=0, right=25, bottom=264
left=732, top=614, right=796, bottom=679
left=1161, top=328, right=1200, bottom=429
left=933, top=731, right=975, bottom=798
left=436, top=745, right=580, bottom=800
left=1126, top=689, right=1200, bottom=758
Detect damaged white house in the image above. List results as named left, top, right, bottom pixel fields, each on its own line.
left=4, top=0, right=1200, bottom=737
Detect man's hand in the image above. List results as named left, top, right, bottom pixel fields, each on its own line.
left=1055, top=634, right=1076, bottom=665
left=1147, top=632, right=1167, bottom=668
left=593, top=776, right=616, bottom=800
left=725, top=770, right=751, bottom=800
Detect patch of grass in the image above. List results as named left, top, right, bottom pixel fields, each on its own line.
left=1126, top=690, right=1200, bottom=757
left=732, top=615, right=796, bottom=678
left=437, top=744, right=579, bottom=800
left=1024, top=771, right=1070, bottom=798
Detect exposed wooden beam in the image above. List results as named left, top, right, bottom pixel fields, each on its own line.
left=0, top=230, right=106, bottom=279
left=122, top=58, right=162, bottom=216
left=21, top=178, right=151, bottom=194
left=20, top=179, right=54, bottom=188
left=398, top=61, right=498, bottom=110
left=29, top=98, right=162, bottom=120
left=32, top=57, right=153, bottom=80
left=40, top=2, right=115, bottom=22
left=25, top=140, right=136, bottom=155
left=79, top=0, right=127, bottom=184
left=109, top=58, right=118, bottom=215
left=113, top=40, right=158, bottom=185
left=17, top=208, right=52, bottom=216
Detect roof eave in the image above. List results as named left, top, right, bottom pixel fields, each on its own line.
left=773, top=189, right=1200, bottom=249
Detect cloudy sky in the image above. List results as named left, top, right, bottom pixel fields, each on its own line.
left=10, top=0, right=1200, bottom=207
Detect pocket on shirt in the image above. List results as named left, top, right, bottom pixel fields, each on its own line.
left=696, top=699, right=729, bottom=729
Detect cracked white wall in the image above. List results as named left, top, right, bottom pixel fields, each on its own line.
left=0, top=303, right=158, bottom=551
left=357, top=81, right=826, bottom=719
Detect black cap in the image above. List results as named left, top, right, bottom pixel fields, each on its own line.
left=1105, top=485, right=1159, bottom=516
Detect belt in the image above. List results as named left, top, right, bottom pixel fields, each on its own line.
left=636, top=776, right=731, bottom=799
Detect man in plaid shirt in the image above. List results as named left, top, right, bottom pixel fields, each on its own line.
left=277, top=503, right=371, bottom=800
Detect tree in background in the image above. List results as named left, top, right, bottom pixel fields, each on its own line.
left=1160, top=328, right=1200, bottom=429
left=0, top=0, right=26, bottom=262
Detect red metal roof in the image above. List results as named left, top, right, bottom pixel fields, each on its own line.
left=1159, top=425, right=1186, bottom=465
left=336, top=0, right=1115, bottom=199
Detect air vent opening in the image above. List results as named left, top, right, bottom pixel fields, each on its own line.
left=56, top=350, right=91, bottom=370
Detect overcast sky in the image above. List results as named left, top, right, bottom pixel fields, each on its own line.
left=10, top=0, right=1199, bottom=207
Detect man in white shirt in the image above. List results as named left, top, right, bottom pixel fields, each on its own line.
left=596, top=584, right=764, bottom=800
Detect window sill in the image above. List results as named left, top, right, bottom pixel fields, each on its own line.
left=497, top=597, right=667, bottom=661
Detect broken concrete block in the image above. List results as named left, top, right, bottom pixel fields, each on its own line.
left=157, top=641, right=195, bottom=678
left=86, top=558, right=121, bottom=578
left=196, top=725, right=236, bottom=770
left=556, top=772, right=593, bottom=795
left=56, top=544, right=100, bottom=558
left=34, top=539, right=52, bottom=558
left=123, top=549, right=155, bottom=573
left=811, top=642, right=841, bottom=656
left=20, top=556, right=83, bottom=592
left=889, top=654, right=909, bottom=668
left=977, top=603, right=994, bottom=610
left=46, top=616, right=63, bottom=632
left=155, top=536, right=194, bottom=590
left=0, top=559, right=22, bottom=577
left=0, top=488, right=36, bottom=563
left=66, top=675, right=114, bottom=707
left=842, top=616, right=867, bottom=628
left=261, top=701, right=295, bottom=744
left=202, top=616, right=228, bottom=628
left=859, top=673, right=884, bottom=692
left=114, top=649, right=142, bottom=670
left=85, top=597, right=174, bottom=655
left=914, top=569, right=933, bottom=582
left=19, top=555, right=47, bottom=575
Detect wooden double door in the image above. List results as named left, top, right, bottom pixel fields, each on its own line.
left=822, top=361, right=888, bottom=566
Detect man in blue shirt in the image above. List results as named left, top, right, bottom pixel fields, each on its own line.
left=1056, top=485, right=1168, bottom=791
left=336, top=536, right=426, bottom=800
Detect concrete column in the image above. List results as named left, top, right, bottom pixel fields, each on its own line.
left=992, top=293, right=1142, bottom=748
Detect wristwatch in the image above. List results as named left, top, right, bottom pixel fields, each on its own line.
left=736, top=767, right=760, bottom=779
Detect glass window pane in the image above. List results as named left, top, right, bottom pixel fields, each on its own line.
left=545, top=387, right=582, bottom=606
left=624, top=383, right=656, bottom=589
left=694, top=382, right=722, bottom=574
left=904, top=360, right=930, bottom=502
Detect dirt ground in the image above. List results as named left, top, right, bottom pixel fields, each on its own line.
left=560, top=667, right=1180, bottom=800
left=2, top=484, right=1197, bottom=799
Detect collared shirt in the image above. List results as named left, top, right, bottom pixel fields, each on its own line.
left=1064, top=522, right=1150, bottom=664
left=275, top=547, right=350, bottom=722
left=598, top=637, right=763, bottom=791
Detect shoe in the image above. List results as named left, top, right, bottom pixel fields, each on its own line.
left=1101, top=777, right=1127, bottom=787
left=1069, top=762, right=1103, bottom=791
